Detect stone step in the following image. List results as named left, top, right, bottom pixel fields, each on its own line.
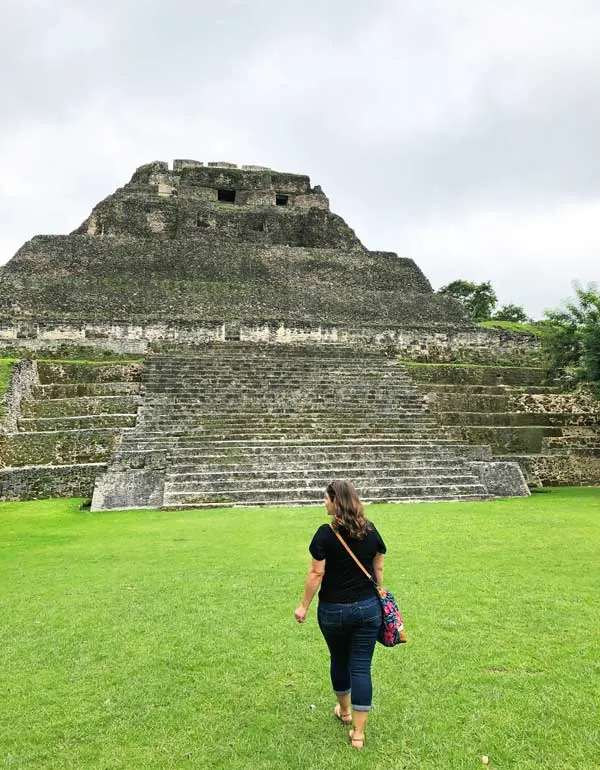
left=144, top=363, right=408, bottom=371
left=134, top=415, right=437, bottom=426
left=141, top=390, right=422, bottom=402
left=140, top=411, right=430, bottom=422
left=406, top=364, right=548, bottom=386
left=165, top=471, right=478, bottom=489
left=18, top=415, right=137, bottom=432
left=36, top=362, right=142, bottom=385
left=140, top=401, right=430, bottom=410
left=428, top=394, right=510, bottom=411
left=138, top=426, right=438, bottom=437
left=121, top=445, right=472, bottom=462
left=32, top=382, right=141, bottom=399
left=162, top=482, right=490, bottom=505
left=144, top=356, right=401, bottom=368
left=148, top=346, right=386, bottom=359
left=141, top=380, right=416, bottom=391
left=21, top=396, right=139, bottom=418
left=142, top=363, right=407, bottom=373
left=144, top=400, right=423, bottom=412
left=421, top=383, right=562, bottom=395
left=141, top=394, right=426, bottom=405
left=166, top=459, right=472, bottom=474
left=438, top=411, right=597, bottom=427
left=449, top=425, right=563, bottom=454
left=1, top=429, right=121, bottom=467
left=121, top=431, right=448, bottom=445
left=161, top=493, right=491, bottom=509
left=137, top=416, right=437, bottom=428
left=120, top=436, right=466, bottom=448
left=144, top=363, right=409, bottom=372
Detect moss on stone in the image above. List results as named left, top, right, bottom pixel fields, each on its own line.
left=479, top=320, right=542, bottom=336
left=0, top=359, right=16, bottom=419
left=0, top=430, right=121, bottom=467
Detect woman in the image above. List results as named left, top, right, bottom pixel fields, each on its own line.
left=294, top=480, right=386, bottom=750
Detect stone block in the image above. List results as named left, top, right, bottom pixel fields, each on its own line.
left=0, top=463, right=103, bottom=502
left=91, top=468, right=165, bottom=510
left=468, top=461, right=530, bottom=497
left=173, top=159, right=204, bottom=170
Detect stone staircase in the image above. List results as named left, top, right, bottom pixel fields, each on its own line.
left=92, top=344, right=497, bottom=509
left=407, top=365, right=600, bottom=487
left=0, top=361, right=141, bottom=501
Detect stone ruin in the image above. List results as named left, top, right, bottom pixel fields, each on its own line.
left=0, top=159, right=466, bottom=329
left=0, top=160, right=597, bottom=507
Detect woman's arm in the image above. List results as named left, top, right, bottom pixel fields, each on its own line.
left=373, top=552, right=384, bottom=588
left=294, top=558, right=325, bottom=623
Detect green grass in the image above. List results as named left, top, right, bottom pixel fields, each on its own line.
left=1, top=489, right=599, bottom=769
left=479, top=321, right=542, bottom=336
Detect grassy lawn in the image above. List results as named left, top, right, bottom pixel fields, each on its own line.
left=1, top=489, right=599, bottom=769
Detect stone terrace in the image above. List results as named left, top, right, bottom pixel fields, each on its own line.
left=407, top=363, right=600, bottom=487
left=91, top=344, right=496, bottom=509
left=0, top=361, right=141, bottom=501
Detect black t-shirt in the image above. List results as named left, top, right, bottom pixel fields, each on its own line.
left=309, top=522, right=387, bottom=603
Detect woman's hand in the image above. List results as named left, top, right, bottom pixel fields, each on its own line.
left=295, top=558, right=324, bottom=624
left=294, top=605, right=308, bottom=623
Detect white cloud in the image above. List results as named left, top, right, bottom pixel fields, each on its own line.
left=1, top=0, right=599, bottom=319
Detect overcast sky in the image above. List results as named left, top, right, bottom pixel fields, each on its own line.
left=2, top=0, right=599, bottom=318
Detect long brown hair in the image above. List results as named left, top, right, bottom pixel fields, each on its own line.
left=326, top=479, right=371, bottom=540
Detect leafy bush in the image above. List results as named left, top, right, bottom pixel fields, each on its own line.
left=438, top=280, right=498, bottom=321
left=540, top=284, right=600, bottom=392
left=492, top=303, right=530, bottom=323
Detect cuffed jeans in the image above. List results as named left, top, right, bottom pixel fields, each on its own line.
left=317, top=595, right=381, bottom=711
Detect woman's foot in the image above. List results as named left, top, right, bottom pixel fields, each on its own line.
left=334, top=703, right=352, bottom=724
left=349, top=729, right=365, bottom=749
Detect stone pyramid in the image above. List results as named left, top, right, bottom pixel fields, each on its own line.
left=0, top=160, right=465, bottom=327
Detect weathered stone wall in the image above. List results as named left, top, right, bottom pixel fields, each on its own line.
left=0, top=429, right=122, bottom=467
left=1, top=159, right=474, bottom=330
left=0, top=463, right=103, bottom=502
left=496, top=453, right=600, bottom=487
left=1, top=238, right=460, bottom=326
left=0, top=321, right=541, bottom=364
left=1, top=359, right=37, bottom=433
left=70, top=161, right=346, bottom=246
left=506, top=388, right=600, bottom=416
left=36, top=362, right=142, bottom=383
left=406, top=362, right=546, bottom=385
left=412, top=360, right=600, bottom=488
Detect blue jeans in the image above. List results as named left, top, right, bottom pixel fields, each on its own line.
left=317, top=595, right=381, bottom=711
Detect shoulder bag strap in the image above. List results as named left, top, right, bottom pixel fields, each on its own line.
left=329, top=523, right=378, bottom=588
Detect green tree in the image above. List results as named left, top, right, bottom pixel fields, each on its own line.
left=492, top=303, right=529, bottom=323
left=438, top=280, right=498, bottom=321
left=541, top=283, right=600, bottom=389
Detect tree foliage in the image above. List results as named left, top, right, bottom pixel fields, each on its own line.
left=438, top=280, right=498, bottom=322
left=492, top=303, right=529, bottom=323
left=541, top=284, right=600, bottom=389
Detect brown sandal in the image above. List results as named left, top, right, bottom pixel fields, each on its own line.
left=334, top=704, right=352, bottom=724
left=349, top=729, right=365, bottom=749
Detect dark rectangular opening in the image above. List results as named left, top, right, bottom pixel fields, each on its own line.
left=218, top=189, right=236, bottom=203
left=276, top=194, right=289, bottom=206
